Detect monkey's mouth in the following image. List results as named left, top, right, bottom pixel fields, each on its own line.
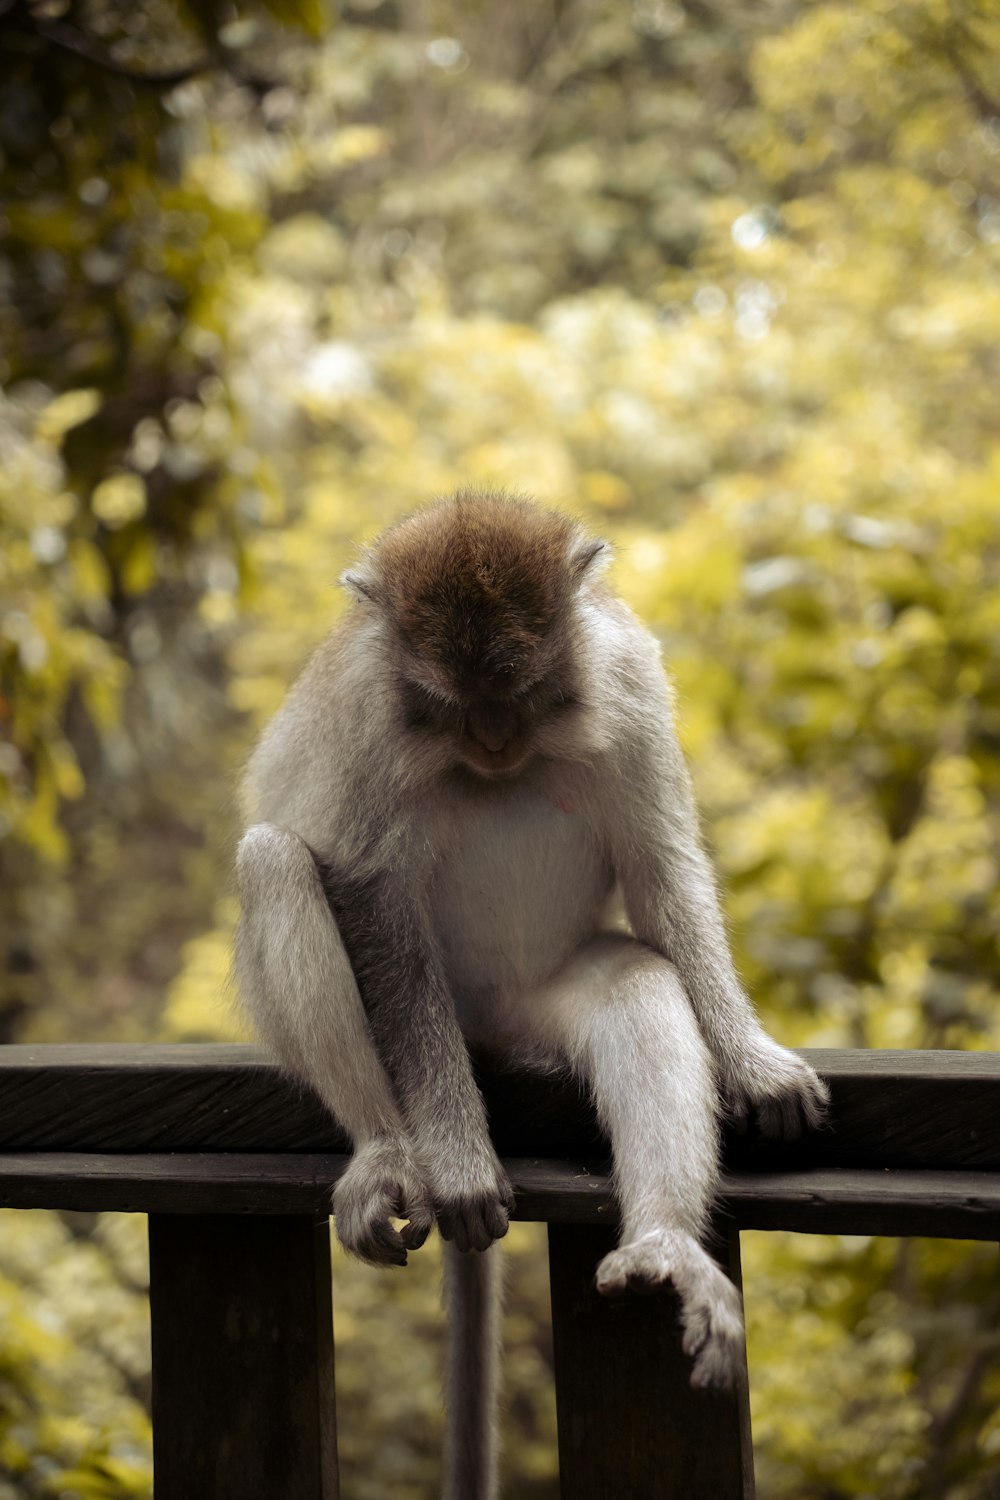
left=459, top=736, right=532, bottom=778
left=460, top=701, right=530, bottom=777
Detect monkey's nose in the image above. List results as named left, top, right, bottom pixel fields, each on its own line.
left=466, top=701, right=516, bottom=754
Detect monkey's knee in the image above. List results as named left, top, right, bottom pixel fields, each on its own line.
left=586, top=944, right=712, bottom=1065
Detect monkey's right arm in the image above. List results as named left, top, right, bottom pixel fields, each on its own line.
left=321, top=863, right=514, bottom=1254
left=235, top=823, right=434, bottom=1266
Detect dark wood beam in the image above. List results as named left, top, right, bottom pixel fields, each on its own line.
left=0, top=1154, right=998, bottom=1238
left=0, top=1045, right=998, bottom=1169
left=548, top=1224, right=754, bottom=1499
left=149, top=1214, right=338, bottom=1499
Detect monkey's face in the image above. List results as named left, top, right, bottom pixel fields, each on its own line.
left=342, top=492, right=606, bottom=780
left=398, top=628, right=568, bottom=780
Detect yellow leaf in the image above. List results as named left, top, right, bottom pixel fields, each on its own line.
left=68, top=540, right=112, bottom=604
left=91, top=474, right=147, bottom=529
left=120, top=533, right=158, bottom=595
left=49, top=741, right=84, bottom=800
left=35, top=389, right=101, bottom=443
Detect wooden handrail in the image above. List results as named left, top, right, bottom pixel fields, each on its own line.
left=0, top=1044, right=996, bottom=1500
left=1, top=1153, right=999, bottom=1237
left=0, top=1043, right=998, bottom=1166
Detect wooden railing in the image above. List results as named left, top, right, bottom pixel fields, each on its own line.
left=0, top=1044, right=998, bottom=1499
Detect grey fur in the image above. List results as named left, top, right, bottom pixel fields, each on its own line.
left=234, top=498, right=828, bottom=1497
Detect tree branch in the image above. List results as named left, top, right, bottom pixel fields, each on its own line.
left=34, top=17, right=274, bottom=94
left=36, top=18, right=213, bottom=87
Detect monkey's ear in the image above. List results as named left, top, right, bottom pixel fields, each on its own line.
left=570, top=536, right=612, bottom=580
left=339, top=565, right=384, bottom=606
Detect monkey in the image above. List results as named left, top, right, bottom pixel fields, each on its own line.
left=234, top=489, right=828, bottom=1499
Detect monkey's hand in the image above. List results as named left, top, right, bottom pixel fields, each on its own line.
left=333, top=1134, right=435, bottom=1268
left=717, top=1030, right=829, bottom=1140
left=423, top=1141, right=516, bottom=1255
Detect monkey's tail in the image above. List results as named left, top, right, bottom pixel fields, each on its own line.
left=442, top=1240, right=504, bottom=1500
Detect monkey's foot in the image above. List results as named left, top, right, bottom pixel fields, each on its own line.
left=595, top=1228, right=744, bottom=1390
left=719, top=1033, right=829, bottom=1140
left=333, top=1135, right=434, bottom=1268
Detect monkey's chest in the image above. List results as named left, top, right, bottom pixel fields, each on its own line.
left=428, top=791, right=612, bottom=996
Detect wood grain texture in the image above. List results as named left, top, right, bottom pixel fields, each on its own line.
left=149, top=1213, right=338, bottom=1499
left=1, top=1154, right=998, bottom=1238
left=548, top=1224, right=754, bottom=1500
left=0, top=1044, right=997, bottom=1169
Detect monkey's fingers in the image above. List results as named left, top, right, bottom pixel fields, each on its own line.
left=755, top=1092, right=802, bottom=1140
left=333, top=1152, right=426, bottom=1267
left=723, top=1044, right=830, bottom=1143
left=335, top=1200, right=409, bottom=1268
left=400, top=1200, right=434, bottom=1251
left=754, top=1069, right=831, bottom=1141
left=437, top=1196, right=510, bottom=1254
left=386, top=1176, right=434, bottom=1251
left=799, top=1070, right=831, bottom=1130
left=356, top=1215, right=409, bottom=1268
left=483, top=1194, right=513, bottom=1242
left=436, top=1203, right=483, bottom=1253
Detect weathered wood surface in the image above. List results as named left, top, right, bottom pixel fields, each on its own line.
left=548, top=1224, right=754, bottom=1500
left=2, top=1153, right=999, bottom=1238
left=149, top=1213, right=338, bottom=1499
left=0, top=1044, right=998, bottom=1169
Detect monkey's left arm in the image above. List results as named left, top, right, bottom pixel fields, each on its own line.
left=605, top=672, right=828, bottom=1139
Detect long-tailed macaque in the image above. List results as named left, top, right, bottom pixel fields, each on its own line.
left=235, top=491, right=827, bottom=1499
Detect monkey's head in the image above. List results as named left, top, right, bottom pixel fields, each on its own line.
left=341, top=490, right=610, bottom=779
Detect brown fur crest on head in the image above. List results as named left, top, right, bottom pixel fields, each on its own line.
left=341, top=489, right=608, bottom=701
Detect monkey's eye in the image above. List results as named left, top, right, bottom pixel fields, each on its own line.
left=400, top=678, right=456, bottom=732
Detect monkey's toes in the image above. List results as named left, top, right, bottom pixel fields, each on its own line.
left=596, top=1231, right=745, bottom=1390
left=688, top=1321, right=744, bottom=1392
left=682, top=1282, right=745, bottom=1392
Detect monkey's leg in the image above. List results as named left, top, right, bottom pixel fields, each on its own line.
left=518, top=933, right=744, bottom=1389
left=442, top=1242, right=503, bottom=1500
left=235, top=823, right=433, bottom=1266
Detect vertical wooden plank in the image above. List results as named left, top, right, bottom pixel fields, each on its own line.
left=548, top=1224, right=753, bottom=1500
left=149, top=1213, right=338, bottom=1500
left=725, top=1228, right=756, bottom=1489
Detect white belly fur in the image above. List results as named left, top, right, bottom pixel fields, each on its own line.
left=428, top=787, right=612, bottom=1004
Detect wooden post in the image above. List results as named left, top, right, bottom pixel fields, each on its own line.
left=548, top=1223, right=753, bottom=1500
left=149, top=1213, right=338, bottom=1499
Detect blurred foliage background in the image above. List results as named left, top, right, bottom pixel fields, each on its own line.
left=1, top=0, right=999, bottom=1494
